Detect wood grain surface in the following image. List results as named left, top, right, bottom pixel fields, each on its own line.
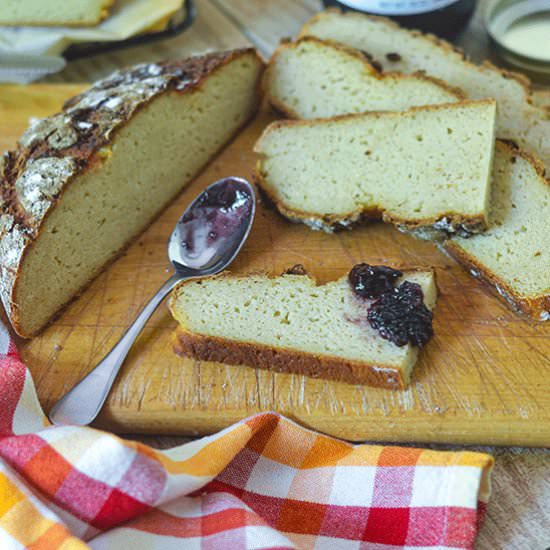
left=2, top=83, right=550, bottom=446
left=4, top=1, right=550, bottom=546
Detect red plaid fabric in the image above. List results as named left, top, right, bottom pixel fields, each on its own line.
left=0, top=323, right=492, bottom=549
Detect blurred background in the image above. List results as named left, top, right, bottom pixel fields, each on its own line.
left=3, top=0, right=548, bottom=85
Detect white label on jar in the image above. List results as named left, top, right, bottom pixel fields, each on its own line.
left=336, top=0, right=459, bottom=15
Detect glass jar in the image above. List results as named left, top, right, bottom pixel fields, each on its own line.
left=321, top=0, right=477, bottom=38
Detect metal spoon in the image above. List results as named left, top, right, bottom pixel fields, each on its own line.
left=49, top=176, right=255, bottom=426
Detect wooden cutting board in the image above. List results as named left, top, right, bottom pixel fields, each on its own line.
left=2, top=83, right=550, bottom=446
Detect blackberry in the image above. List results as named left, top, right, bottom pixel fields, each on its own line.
left=199, top=180, right=248, bottom=211
left=348, top=263, right=403, bottom=299
left=367, top=281, right=433, bottom=347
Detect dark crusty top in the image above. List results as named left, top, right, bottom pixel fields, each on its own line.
left=1, top=50, right=250, bottom=228
left=0, top=48, right=255, bottom=317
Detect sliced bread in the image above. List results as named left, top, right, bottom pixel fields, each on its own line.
left=0, top=0, right=114, bottom=26
left=264, top=37, right=463, bottom=119
left=300, top=10, right=550, bottom=173
left=254, top=100, right=497, bottom=234
left=445, top=141, right=550, bottom=321
left=0, top=49, right=263, bottom=337
left=532, top=90, right=550, bottom=114
left=169, top=266, right=438, bottom=389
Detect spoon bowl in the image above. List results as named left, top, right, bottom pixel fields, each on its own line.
left=49, top=176, right=255, bottom=426
left=169, top=177, right=255, bottom=274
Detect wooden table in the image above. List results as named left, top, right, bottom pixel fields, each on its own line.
left=37, top=1, right=550, bottom=547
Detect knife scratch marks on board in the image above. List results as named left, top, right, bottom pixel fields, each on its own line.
left=444, top=369, right=483, bottom=416
left=117, top=341, right=158, bottom=409
left=288, top=375, right=311, bottom=414
left=221, top=366, right=249, bottom=409
left=415, top=382, right=432, bottom=413
left=379, top=399, right=391, bottom=417
left=298, top=376, right=306, bottom=408
left=136, top=376, right=152, bottom=411
left=156, top=364, right=170, bottom=407
left=415, top=382, right=447, bottom=415
left=302, top=378, right=312, bottom=415
left=469, top=334, right=515, bottom=418
left=168, top=363, right=186, bottom=409
left=480, top=334, right=535, bottom=415
left=395, top=387, right=415, bottom=411
left=271, top=372, right=276, bottom=410
left=515, top=346, right=548, bottom=410
left=196, top=360, right=202, bottom=407
left=325, top=381, right=346, bottom=415
left=183, top=364, right=195, bottom=406
left=254, top=368, right=263, bottom=410
left=521, top=337, right=550, bottom=368
left=220, top=373, right=232, bottom=409
left=356, top=387, right=371, bottom=414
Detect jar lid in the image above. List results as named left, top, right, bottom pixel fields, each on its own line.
left=486, top=0, right=550, bottom=82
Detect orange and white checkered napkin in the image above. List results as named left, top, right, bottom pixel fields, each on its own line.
left=0, top=323, right=492, bottom=549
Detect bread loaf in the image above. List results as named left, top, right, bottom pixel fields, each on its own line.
left=169, top=266, right=437, bottom=389
left=0, top=49, right=263, bottom=337
left=254, top=100, right=496, bottom=234
left=0, top=0, right=114, bottom=26
left=264, top=37, right=463, bottom=119
left=445, top=141, right=550, bottom=321
left=300, top=10, right=550, bottom=173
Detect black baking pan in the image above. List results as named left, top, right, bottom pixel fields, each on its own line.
left=63, top=0, right=195, bottom=60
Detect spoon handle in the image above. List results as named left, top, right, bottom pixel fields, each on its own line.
left=48, top=272, right=184, bottom=426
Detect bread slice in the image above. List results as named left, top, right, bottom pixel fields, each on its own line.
left=0, top=49, right=263, bottom=337
left=300, top=10, right=550, bottom=174
left=264, top=37, right=463, bottom=119
left=532, top=90, right=550, bottom=114
left=445, top=141, right=550, bottom=321
left=0, top=0, right=114, bottom=26
left=169, top=267, right=437, bottom=389
left=254, top=100, right=496, bottom=234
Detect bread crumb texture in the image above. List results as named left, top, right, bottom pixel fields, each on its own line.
left=265, top=37, right=462, bottom=119
left=255, top=101, right=496, bottom=231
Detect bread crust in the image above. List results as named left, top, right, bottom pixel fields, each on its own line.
left=263, top=35, right=465, bottom=120
left=255, top=97, right=497, bottom=135
left=0, top=49, right=264, bottom=337
left=255, top=167, right=487, bottom=234
left=531, top=90, right=550, bottom=116
left=254, top=99, right=495, bottom=234
left=300, top=9, right=537, bottom=105
left=444, top=241, right=550, bottom=321
left=444, top=140, right=550, bottom=321
left=173, top=328, right=406, bottom=389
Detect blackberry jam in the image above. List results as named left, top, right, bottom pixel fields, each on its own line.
left=348, top=263, right=433, bottom=347
left=348, top=263, right=402, bottom=299
left=367, top=281, right=433, bottom=347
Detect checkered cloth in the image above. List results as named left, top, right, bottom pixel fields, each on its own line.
left=0, top=323, right=493, bottom=549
